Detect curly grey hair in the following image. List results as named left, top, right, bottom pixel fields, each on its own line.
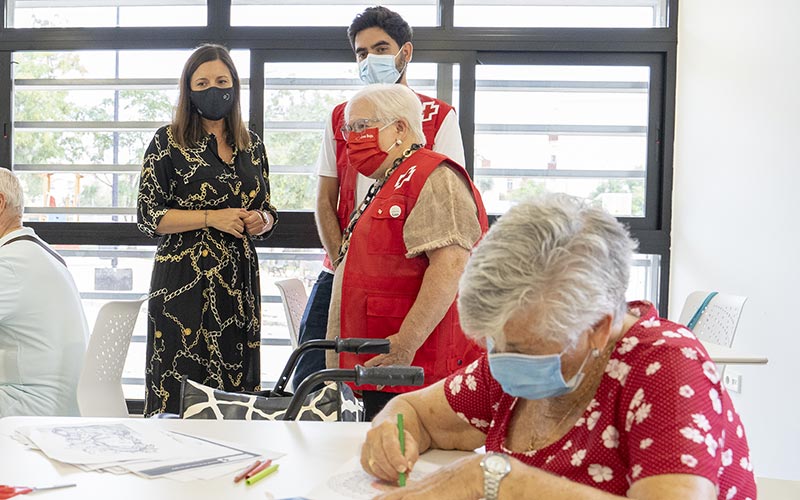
left=345, top=83, right=425, bottom=145
left=458, top=193, right=638, bottom=350
left=0, top=168, right=24, bottom=217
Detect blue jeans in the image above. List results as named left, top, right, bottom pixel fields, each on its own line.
left=291, top=270, right=334, bottom=390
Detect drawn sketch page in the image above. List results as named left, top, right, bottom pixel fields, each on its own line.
left=307, top=456, right=441, bottom=500
left=125, top=431, right=284, bottom=480
left=24, top=423, right=187, bottom=464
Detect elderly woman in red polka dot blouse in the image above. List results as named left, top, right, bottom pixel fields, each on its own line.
left=361, top=194, right=756, bottom=500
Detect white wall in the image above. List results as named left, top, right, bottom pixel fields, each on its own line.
left=672, top=0, right=800, bottom=480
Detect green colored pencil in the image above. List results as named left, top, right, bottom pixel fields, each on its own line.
left=398, top=413, right=406, bottom=487
left=245, top=463, right=279, bottom=486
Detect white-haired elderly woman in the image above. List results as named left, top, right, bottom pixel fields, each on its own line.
left=325, top=83, right=488, bottom=420
left=361, top=195, right=756, bottom=500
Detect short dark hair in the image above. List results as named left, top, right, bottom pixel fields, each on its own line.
left=347, top=6, right=413, bottom=51
left=172, top=43, right=250, bottom=150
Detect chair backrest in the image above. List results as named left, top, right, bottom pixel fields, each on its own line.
left=77, top=297, right=147, bottom=417
left=274, top=279, right=308, bottom=350
left=677, top=291, right=747, bottom=347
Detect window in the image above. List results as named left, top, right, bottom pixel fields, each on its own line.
left=629, top=254, right=661, bottom=304
left=473, top=63, right=651, bottom=218
left=231, top=0, right=437, bottom=27
left=6, top=1, right=206, bottom=28
left=454, top=0, right=668, bottom=28
left=96, top=245, right=656, bottom=400
left=3, top=1, right=677, bottom=406
left=59, top=245, right=320, bottom=400
left=14, top=49, right=249, bottom=223
left=262, top=60, right=442, bottom=211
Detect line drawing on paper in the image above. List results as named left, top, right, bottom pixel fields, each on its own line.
left=49, top=424, right=158, bottom=455
left=326, top=469, right=397, bottom=499
left=323, top=463, right=435, bottom=500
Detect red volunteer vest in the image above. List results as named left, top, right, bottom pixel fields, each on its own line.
left=339, top=148, right=488, bottom=392
left=321, top=93, right=455, bottom=271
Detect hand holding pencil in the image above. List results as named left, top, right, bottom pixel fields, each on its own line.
left=360, top=412, right=420, bottom=484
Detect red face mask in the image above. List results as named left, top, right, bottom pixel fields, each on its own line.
left=345, top=123, right=398, bottom=178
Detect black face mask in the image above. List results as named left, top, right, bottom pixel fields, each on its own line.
left=190, top=86, right=235, bottom=121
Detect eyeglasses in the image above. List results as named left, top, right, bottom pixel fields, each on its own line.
left=340, top=118, right=385, bottom=139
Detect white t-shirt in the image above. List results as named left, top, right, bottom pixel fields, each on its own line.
left=0, top=227, right=89, bottom=416
left=316, top=107, right=465, bottom=204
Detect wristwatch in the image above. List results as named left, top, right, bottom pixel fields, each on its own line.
left=480, top=452, right=511, bottom=500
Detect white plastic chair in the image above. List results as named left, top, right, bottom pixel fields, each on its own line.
left=274, top=279, right=308, bottom=350
left=77, top=297, right=147, bottom=417
left=678, top=291, right=748, bottom=347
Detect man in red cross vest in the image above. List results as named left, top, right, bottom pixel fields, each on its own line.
left=293, top=6, right=466, bottom=389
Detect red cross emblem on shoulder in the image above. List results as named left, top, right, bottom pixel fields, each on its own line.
left=394, top=165, right=417, bottom=189
left=421, top=101, right=440, bottom=122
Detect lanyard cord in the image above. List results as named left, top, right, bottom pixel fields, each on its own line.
left=334, top=143, right=422, bottom=267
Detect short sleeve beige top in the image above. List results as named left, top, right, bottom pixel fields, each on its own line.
left=325, top=164, right=482, bottom=367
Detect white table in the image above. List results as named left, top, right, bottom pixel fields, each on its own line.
left=700, top=340, right=768, bottom=365
left=0, top=417, right=471, bottom=500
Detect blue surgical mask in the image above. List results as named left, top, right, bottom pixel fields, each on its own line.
left=487, top=339, right=593, bottom=400
left=358, top=50, right=403, bottom=85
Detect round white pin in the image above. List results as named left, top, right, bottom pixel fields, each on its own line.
left=389, top=205, right=402, bottom=218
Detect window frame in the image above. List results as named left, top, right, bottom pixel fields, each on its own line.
left=0, top=0, right=678, bottom=305
left=0, top=0, right=678, bottom=413
left=469, top=50, right=664, bottom=231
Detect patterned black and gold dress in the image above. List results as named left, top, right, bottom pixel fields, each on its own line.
left=137, top=125, right=278, bottom=416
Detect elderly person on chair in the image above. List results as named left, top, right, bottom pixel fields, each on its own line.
left=362, top=195, right=756, bottom=500
left=0, top=168, right=89, bottom=416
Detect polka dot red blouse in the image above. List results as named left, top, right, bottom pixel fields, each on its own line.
left=444, top=301, right=756, bottom=499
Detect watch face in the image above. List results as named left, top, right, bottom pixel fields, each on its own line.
left=484, top=454, right=511, bottom=474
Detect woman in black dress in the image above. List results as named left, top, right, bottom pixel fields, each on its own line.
left=137, top=44, right=278, bottom=416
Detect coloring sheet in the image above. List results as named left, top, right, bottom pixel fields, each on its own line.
left=17, top=422, right=284, bottom=481
left=306, top=455, right=441, bottom=500
left=23, top=423, right=186, bottom=464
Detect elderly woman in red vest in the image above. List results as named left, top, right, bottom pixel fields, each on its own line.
left=324, top=83, right=487, bottom=420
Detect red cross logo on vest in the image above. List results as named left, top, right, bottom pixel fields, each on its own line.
left=394, top=165, right=417, bottom=189
left=421, top=101, right=440, bottom=122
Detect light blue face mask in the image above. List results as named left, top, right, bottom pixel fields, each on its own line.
left=358, top=49, right=404, bottom=85
left=487, top=338, right=594, bottom=400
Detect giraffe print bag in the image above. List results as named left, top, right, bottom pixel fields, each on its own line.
left=178, top=377, right=361, bottom=421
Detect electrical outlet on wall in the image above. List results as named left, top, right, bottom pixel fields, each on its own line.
left=723, top=369, right=743, bottom=393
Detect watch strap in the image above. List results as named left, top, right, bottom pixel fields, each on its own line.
left=484, top=473, right=502, bottom=500
left=481, top=453, right=510, bottom=500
